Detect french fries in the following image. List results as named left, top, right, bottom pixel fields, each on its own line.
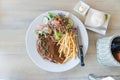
left=57, top=30, right=78, bottom=63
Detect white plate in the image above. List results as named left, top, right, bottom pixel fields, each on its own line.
left=26, top=10, right=89, bottom=72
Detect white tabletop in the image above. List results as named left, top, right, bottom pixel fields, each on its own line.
left=0, top=0, right=120, bottom=80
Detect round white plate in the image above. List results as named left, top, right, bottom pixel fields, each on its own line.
left=26, top=10, right=89, bottom=72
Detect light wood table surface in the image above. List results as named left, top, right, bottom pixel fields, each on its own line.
left=0, top=0, right=120, bottom=80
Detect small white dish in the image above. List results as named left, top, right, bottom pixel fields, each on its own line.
left=85, top=8, right=111, bottom=35
left=74, top=1, right=90, bottom=16
left=26, top=10, right=89, bottom=72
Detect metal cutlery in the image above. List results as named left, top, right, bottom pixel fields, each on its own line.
left=76, top=27, right=85, bottom=66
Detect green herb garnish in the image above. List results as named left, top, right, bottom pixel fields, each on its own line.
left=105, top=14, right=108, bottom=20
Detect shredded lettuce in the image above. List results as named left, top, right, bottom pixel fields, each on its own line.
left=48, top=12, right=56, bottom=19
left=54, top=31, right=63, bottom=40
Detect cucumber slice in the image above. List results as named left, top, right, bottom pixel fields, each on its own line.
left=42, top=16, right=49, bottom=24
left=38, top=30, right=43, bottom=34
left=66, top=23, right=71, bottom=29
left=68, top=18, right=74, bottom=27
left=34, top=30, right=43, bottom=35
left=66, top=19, right=74, bottom=29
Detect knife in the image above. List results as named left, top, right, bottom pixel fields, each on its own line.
left=76, top=27, right=85, bottom=66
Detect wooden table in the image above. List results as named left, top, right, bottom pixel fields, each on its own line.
left=0, top=0, right=120, bottom=80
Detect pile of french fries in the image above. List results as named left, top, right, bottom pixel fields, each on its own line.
left=57, top=30, right=78, bottom=63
